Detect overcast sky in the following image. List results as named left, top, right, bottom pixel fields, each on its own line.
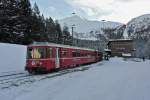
left=30, top=0, right=150, bottom=23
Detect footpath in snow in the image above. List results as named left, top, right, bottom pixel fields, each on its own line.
left=0, top=57, right=150, bottom=100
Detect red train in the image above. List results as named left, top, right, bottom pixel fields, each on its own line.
left=25, top=42, right=103, bottom=74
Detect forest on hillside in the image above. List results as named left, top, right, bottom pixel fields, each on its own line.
left=0, top=0, right=72, bottom=45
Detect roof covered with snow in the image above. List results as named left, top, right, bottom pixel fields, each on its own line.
left=109, top=39, right=132, bottom=42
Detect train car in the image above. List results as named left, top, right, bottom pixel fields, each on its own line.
left=25, top=42, right=102, bottom=74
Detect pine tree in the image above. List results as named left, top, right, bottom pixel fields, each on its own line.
left=62, top=25, right=71, bottom=45
left=55, top=20, right=62, bottom=44
left=45, top=17, right=55, bottom=33
left=17, top=0, right=33, bottom=44
left=38, top=14, right=46, bottom=32
left=45, top=17, right=56, bottom=43
left=29, top=3, right=47, bottom=42
left=33, top=3, right=40, bottom=17
left=0, top=0, right=22, bottom=43
left=0, top=0, right=60, bottom=44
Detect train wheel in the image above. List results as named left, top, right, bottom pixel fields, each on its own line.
left=76, top=64, right=80, bottom=67
left=28, top=70, right=36, bottom=75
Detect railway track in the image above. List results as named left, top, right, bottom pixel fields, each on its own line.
left=0, top=72, right=26, bottom=78
left=0, top=66, right=90, bottom=90
left=0, top=73, right=29, bottom=82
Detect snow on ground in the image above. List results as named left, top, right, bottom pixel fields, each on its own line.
left=0, top=57, right=150, bottom=100
left=0, top=43, right=26, bottom=73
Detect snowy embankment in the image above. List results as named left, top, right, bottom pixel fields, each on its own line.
left=0, top=57, right=150, bottom=100
left=0, top=43, right=26, bottom=73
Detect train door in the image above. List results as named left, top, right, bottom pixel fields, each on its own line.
left=55, top=48, right=60, bottom=68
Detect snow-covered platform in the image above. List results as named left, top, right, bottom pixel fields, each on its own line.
left=0, top=57, right=150, bottom=100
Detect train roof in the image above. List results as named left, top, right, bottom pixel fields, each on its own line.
left=28, top=42, right=98, bottom=52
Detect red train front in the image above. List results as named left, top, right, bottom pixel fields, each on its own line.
left=25, top=42, right=103, bottom=74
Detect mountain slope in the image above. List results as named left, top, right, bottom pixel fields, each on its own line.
left=124, top=14, right=150, bottom=38
left=59, top=15, right=124, bottom=40
left=124, top=14, right=150, bottom=57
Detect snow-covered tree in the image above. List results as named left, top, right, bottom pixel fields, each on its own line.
left=0, top=0, right=21, bottom=43
left=145, top=39, right=150, bottom=59
left=0, top=0, right=71, bottom=45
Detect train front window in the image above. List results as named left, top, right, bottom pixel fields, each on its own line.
left=28, top=48, right=46, bottom=59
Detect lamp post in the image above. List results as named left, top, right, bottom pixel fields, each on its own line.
left=71, top=12, right=76, bottom=46
left=72, top=24, right=75, bottom=46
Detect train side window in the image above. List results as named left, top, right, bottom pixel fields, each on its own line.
left=50, top=48, right=53, bottom=58
left=72, top=51, right=81, bottom=57
left=72, top=52, right=76, bottom=57
left=72, top=51, right=77, bottom=57
left=47, top=48, right=53, bottom=58
left=62, top=51, right=67, bottom=57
